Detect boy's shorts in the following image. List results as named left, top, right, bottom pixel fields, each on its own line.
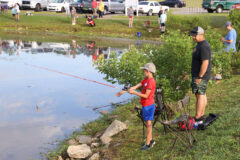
left=191, top=77, right=209, bottom=95
left=142, top=103, right=155, bottom=121
left=161, top=23, right=165, bottom=26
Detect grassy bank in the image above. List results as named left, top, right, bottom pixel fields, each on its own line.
left=48, top=75, right=240, bottom=160
left=0, top=12, right=228, bottom=40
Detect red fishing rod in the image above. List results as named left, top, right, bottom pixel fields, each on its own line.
left=25, top=63, right=123, bottom=90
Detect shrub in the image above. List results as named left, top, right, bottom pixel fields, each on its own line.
left=229, top=10, right=240, bottom=43
left=96, top=30, right=193, bottom=102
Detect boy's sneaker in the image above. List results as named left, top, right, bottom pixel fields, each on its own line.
left=141, top=140, right=155, bottom=150
left=149, top=140, right=156, bottom=148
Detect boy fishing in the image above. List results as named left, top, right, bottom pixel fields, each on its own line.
left=116, top=63, right=156, bottom=150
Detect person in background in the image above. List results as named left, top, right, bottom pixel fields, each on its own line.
left=128, top=6, right=134, bottom=28
left=71, top=6, right=76, bottom=25
left=92, top=0, right=98, bottom=16
left=12, top=4, right=16, bottom=20
left=86, top=15, right=95, bottom=27
left=222, top=21, right=237, bottom=52
left=158, top=7, right=163, bottom=29
left=160, top=11, right=167, bottom=33
left=98, top=0, right=104, bottom=19
left=15, top=3, right=20, bottom=22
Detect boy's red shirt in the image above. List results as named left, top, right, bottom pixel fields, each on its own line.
left=140, top=77, right=156, bottom=107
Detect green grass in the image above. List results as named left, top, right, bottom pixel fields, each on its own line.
left=0, top=12, right=229, bottom=41
left=0, top=13, right=165, bottom=40
left=106, top=76, right=240, bottom=160
left=48, top=75, right=240, bottom=160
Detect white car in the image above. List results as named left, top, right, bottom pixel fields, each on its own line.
left=47, top=0, right=73, bottom=12
left=22, top=0, right=52, bottom=11
left=138, top=1, right=169, bottom=16
left=0, top=0, right=22, bottom=8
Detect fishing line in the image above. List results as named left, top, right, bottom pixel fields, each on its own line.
left=25, top=63, right=121, bottom=90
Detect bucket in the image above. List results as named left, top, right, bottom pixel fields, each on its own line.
left=137, top=32, right=142, bottom=38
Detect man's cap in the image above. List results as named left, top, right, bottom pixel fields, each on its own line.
left=224, top=21, right=232, bottom=27
left=189, top=26, right=204, bottom=36
left=140, top=63, right=156, bottom=73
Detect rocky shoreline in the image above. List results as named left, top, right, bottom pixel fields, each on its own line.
left=58, top=119, right=128, bottom=160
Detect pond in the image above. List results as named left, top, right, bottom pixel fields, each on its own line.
left=0, top=35, right=146, bottom=160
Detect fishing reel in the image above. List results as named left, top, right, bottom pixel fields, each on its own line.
left=156, top=84, right=163, bottom=94
left=122, top=85, right=131, bottom=91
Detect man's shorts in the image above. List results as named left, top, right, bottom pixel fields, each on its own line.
left=161, top=23, right=165, bottom=26
left=191, top=77, right=209, bottom=95
left=142, top=103, right=155, bottom=121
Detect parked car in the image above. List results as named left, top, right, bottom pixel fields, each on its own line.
left=22, top=0, right=52, bottom=11
left=138, top=1, right=169, bottom=16
left=47, top=0, right=73, bottom=12
left=0, top=0, right=22, bottom=8
left=70, top=0, right=125, bottom=14
left=159, top=0, right=186, bottom=8
left=202, top=0, right=237, bottom=13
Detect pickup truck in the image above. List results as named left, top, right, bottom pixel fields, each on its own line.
left=202, top=0, right=237, bottom=13
left=70, top=0, right=125, bottom=14
left=22, top=0, right=52, bottom=11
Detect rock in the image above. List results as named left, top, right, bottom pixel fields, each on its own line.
left=67, top=144, right=92, bottom=159
left=109, top=142, right=121, bottom=148
left=100, top=110, right=108, bottom=116
left=91, top=143, right=100, bottom=148
left=58, top=156, right=63, bottom=160
left=89, top=152, right=100, bottom=160
left=91, top=138, right=99, bottom=142
left=75, top=135, right=92, bottom=145
left=107, top=115, right=119, bottom=120
left=93, top=130, right=105, bottom=139
left=100, top=120, right=127, bottom=145
left=67, top=139, right=79, bottom=145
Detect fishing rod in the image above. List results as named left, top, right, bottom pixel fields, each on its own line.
left=25, top=63, right=130, bottom=90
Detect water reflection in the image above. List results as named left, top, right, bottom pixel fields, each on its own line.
left=0, top=38, right=133, bottom=160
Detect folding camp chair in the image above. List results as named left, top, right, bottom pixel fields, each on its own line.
left=161, top=95, right=197, bottom=151
left=134, top=84, right=168, bottom=141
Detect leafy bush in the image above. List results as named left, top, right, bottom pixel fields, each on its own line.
left=212, top=51, right=232, bottom=78
left=229, top=10, right=240, bottom=43
left=96, top=30, right=193, bottom=102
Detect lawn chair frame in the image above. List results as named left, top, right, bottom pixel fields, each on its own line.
left=164, top=95, right=197, bottom=151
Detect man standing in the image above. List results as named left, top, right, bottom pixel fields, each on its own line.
left=221, top=21, right=237, bottom=52
left=92, top=0, right=98, bottom=16
left=189, top=26, right=212, bottom=122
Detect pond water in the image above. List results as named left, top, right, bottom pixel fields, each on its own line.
left=0, top=37, right=141, bottom=160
